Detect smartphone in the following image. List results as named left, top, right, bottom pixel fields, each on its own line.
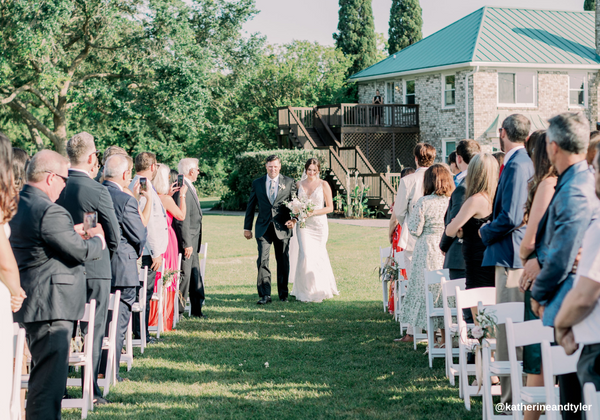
left=83, top=211, right=97, bottom=231
left=177, top=174, right=184, bottom=188
left=140, top=177, right=147, bottom=192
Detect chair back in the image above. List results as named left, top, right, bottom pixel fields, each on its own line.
left=425, top=269, right=449, bottom=320
left=542, top=339, right=583, bottom=418
left=107, top=291, right=121, bottom=341
left=82, top=300, right=97, bottom=360
left=138, top=266, right=148, bottom=310
left=455, top=286, right=495, bottom=341
left=379, top=246, right=391, bottom=271
left=476, top=301, right=524, bottom=325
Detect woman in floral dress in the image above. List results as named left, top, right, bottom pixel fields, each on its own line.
left=400, top=164, right=454, bottom=340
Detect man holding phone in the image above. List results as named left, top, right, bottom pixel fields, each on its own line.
left=129, top=152, right=168, bottom=343
left=56, top=132, right=120, bottom=404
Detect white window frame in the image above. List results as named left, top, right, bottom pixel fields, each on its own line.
left=497, top=71, right=537, bottom=108
left=442, top=138, right=457, bottom=162
left=442, top=73, right=456, bottom=109
left=568, top=72, right=588, bottom=109
left=385, top=81, right=395, bottom=104
left=404, top=79, right=416, bottom=105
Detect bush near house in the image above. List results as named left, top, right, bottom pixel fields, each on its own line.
left=220, top=150, right=327, bottom=210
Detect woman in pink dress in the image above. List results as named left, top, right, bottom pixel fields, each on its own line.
left=149, top=164, right=187, bottom=330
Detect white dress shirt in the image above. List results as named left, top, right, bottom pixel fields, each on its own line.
left=503, top=145, right=525, bottom=167
left=129, top=175, right=168, bottom=258
left=393, top=167, right=427, bottom=251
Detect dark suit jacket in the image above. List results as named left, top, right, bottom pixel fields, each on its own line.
left=244, top=174, right=298, bottom=240
left=531, top=160, right=600, bottom=305
left=480, top=148, right=534, bottom=268
left=9, top=185, right=104, bottom=322
left=103, top=181, right=147, bottom=288
left=173, top=180, right=203, bottom=251
left=440, top=178, right=466, bottom=270
left=56, top=169, right=120, bottom=279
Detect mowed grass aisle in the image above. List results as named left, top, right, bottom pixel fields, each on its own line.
left=64, top=214, right=482, bottom=420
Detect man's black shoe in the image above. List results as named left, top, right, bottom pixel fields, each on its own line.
left=192, top=313, right=208, bottom=319
left=93, top=395, right=110, bottom=405
left=257, top=296, right=272, bottom=305
left=147, top=337, right=158, bottom=345
left=280, top=298, right=289, bottom=302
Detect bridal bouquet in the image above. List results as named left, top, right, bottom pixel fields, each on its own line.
left=284, top=194, right=315, bottom=228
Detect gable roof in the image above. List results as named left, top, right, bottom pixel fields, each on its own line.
left=350, top=7, right=600, bottom=81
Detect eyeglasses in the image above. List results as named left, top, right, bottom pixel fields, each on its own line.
left=45, top=171, right=68, bottom=183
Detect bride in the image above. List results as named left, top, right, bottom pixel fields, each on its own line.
left=289, top=158, right=339, bottom=303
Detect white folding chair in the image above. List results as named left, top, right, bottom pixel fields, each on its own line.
left=98, top=291, right=121, bottom=397
left=479, top=301, right=524, bottom=420
left=199, top=243, right=208, bottom=284
left=149, top=260, right=166, bottom=338
left=424, top=269, right=450, bottom=367
left=173, top=253, right=183, bottom=328
left=583, top=382, right=600, bottom=420
left=122, top=266, right=148, bottom=371
left=541, top=340, right=583, bottom=420
left=506, top=318, right=555, bottom=420
left=455, top=286, right=496, bottom=409
left=441, top=277, right=465, bottom=386
left=63, top=299, right=97, bottom=419
left=11, top=323, right=25, bottom=420
left=392, top=250, right=407, bottom=324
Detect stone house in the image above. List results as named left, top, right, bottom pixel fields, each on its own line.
left=349, top=6, right=600, bottom=161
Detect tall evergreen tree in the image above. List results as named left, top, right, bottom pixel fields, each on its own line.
left=333, top=0, right=377, bottom=78
left=388, top=0, right=423, bottom=55
left=585, top=0, right=595, bottom=11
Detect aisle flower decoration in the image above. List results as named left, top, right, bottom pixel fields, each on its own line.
left=465, top=308, right=498, bottom=392
left=284, top=194, right=315, bottom=228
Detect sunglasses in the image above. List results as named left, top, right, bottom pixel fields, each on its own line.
left=45, top=171, right=68, bottom=182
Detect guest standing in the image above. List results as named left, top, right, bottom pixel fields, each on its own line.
left=440, top=139, right=481, bottom=281
left=0, top=133, right=26, bottom=419
left=479, top=114, right=533, bottom=408
left=528, top=113, right=599, bottom=420
left=173, top=158, right=205, bottom=317
left=129, top=152, right=168, bottom=343
left=12, top=148, right=29, bottom=191
left=102, top=155, right=147, bottom=381
left=56, top=132, right=120, bottom=404
left=400, top=164, right=454, bottom=340
left=10, top=150, right=105, bottom=420
left=152, top=164, right=187, bottom=328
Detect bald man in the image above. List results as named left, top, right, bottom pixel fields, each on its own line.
left=10, top=150, right=106, bottom=420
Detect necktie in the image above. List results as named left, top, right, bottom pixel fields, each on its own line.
left=269, top=180, right=276, bottom=204
left=499, top=164, right=505, bottom=178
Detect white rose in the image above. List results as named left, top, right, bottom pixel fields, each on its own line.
left=471, top=325, right=484, bottom=339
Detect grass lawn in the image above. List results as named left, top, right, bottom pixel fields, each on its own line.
left=63, top=215, right=483, bottom=420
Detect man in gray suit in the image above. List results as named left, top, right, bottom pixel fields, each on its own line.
left=440, top=139, right=481, bottom=280
left=10, top=150, right=105, bottom=420
left=56, top=132, right=120, bottom=403
left=173, top=158, right=205, bottom=317
left=103, top=155, right=147, bottom=380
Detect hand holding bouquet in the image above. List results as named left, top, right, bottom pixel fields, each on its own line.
left=285, top=194, right=315, bottom=228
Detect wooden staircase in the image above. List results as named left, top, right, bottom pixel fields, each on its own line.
left=278, top=106, right=396, bottom=215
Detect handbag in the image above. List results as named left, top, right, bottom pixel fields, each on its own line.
left=542, top=275, right=574, bottom=327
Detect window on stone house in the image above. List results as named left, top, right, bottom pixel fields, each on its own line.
left=569, top=74, right=586, bottom=107
left=444, top=75, right=456, bottom=107
left=498, top=72, right=535, bottom=105
left=443, top=139, right=456, bottom=162
left=405, top=80, right=415, bottom=104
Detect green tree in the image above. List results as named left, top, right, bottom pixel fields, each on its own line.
left=585, top=0, right=595, bottom=11
left=333, top=0, right=377, bottom=78
left=388, top=0, right=423, bottom=55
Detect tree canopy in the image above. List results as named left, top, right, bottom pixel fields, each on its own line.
left=388, top=0, right=423, bottom=55
left=585, top=0, right=595, bottom=11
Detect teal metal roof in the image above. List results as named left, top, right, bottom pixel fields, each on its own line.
left=350, top=7, right=600, bottom=80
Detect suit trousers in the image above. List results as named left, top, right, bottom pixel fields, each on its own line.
left=495, top=266, right=525, bottom=406
left=180, top=235, right=205, bottom=315
left=111, top=286, right=136, bottom=376
left=256, top=223, right=290, bottom=300
left=22, top=320, right=74, bottom=420
left=82, top=278, right=111, bottom=398
left=134, top=255, right=156, bottom=342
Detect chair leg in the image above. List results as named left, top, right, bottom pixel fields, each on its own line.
left=382, top=280, right=387, bottom=312
left=140, top=308, right=146, bottom=354
left=103, top=348, right=112, bottom=397
left=427, top=319, right=434, bottom=368
left=126, top=317, right=133, bottom=371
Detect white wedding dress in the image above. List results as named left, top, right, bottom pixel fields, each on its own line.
left=290, top=182, right=339, bottom=303
left=0, top=223, right=13, bottom=419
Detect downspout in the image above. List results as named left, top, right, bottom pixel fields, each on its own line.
left=465, top=66, right=479, bottom=139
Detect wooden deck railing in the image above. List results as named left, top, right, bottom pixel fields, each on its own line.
left=315, top=103, right=419, bottom=128
left=286, top=107, right=317, bottom=150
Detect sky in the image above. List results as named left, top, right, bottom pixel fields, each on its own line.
left=242, top=0, right=585, bottom=46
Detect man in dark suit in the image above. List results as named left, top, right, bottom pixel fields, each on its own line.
left=10, top=150, right=105, bottom=420
left=173, top=158, right=205, bottom=317
left=56, top=132, right=120, bottom=403
left=440, top=139, right=481, bottom=280
left=243, top=155, right=298, bottom=304
left=480, top=114, right=534, bottom=408
left=102, top=154, right=147, bottom=380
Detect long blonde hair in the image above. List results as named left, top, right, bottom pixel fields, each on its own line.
left=153, top=163, right=171, bottom=195
left=465, top=153, right=499, bottom=205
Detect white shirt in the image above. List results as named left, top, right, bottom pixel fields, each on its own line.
left=266, top=175, right=279, bottom=200
left=503, top=145, right=525, bottom=167
left=129, top=175, right=168, bottom=258
left=572, top=218, right=600, bottom=345
left=393, top=167, right=427, bottom=251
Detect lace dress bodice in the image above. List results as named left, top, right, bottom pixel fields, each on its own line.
left=298, top=183, right=325, bottom=210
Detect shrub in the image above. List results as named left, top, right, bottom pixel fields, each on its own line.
left=220, top=149, right=327, bottom=210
